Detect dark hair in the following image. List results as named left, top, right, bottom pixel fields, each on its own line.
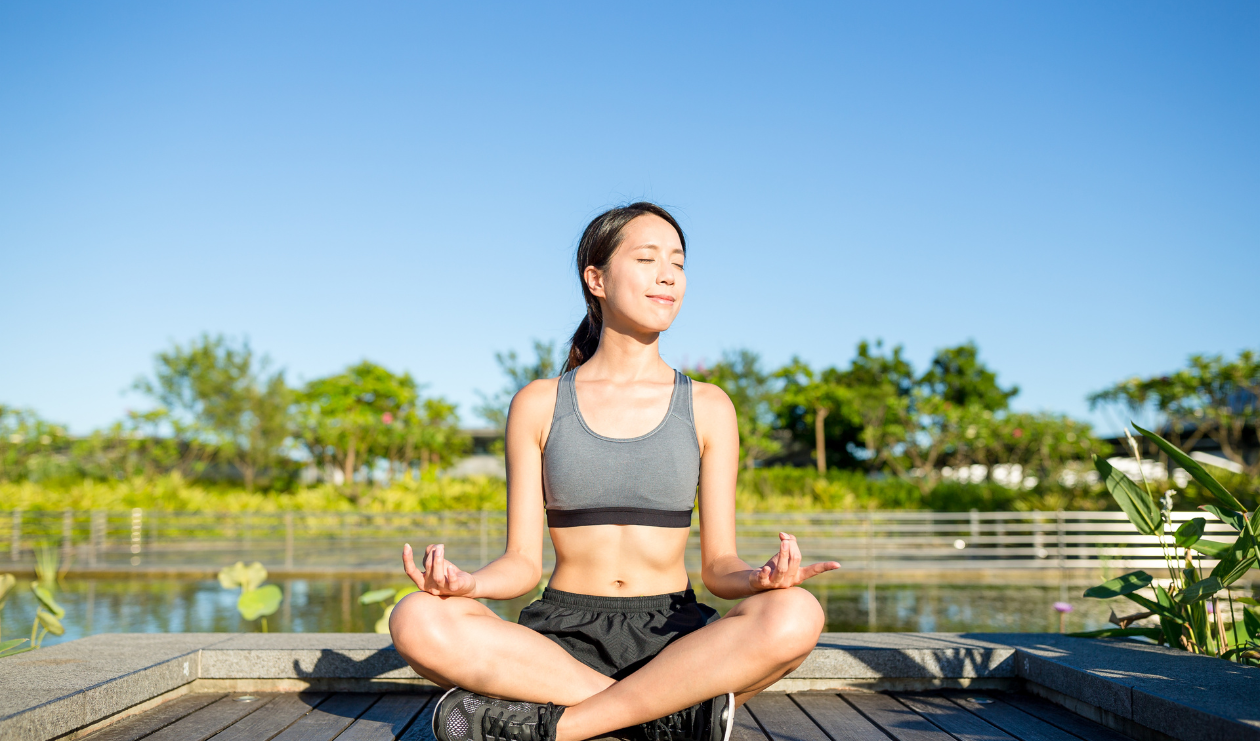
left=563, top=202, right=686, bottom=372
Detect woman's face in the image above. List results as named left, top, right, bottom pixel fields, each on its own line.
left=585, top=214, right=686, bottom=335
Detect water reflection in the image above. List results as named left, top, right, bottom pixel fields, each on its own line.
left=0, top=574, right=1166, bottom=650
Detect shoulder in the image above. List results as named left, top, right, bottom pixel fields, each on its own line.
left=509, top=377, right=561, bottom=421
left=688, top=379, right=736, bottom=422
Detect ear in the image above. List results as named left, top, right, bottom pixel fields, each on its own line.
left=583, top=265, right=607, bottom=299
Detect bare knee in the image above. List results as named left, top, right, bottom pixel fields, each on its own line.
left=750, top=588, right=825, bottom=662
left=389, top=592, right=459, bottom=664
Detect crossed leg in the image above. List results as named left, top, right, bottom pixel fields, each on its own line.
left=390, top=586, right=824, bottom=741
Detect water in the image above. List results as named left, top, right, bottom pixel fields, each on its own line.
left=0, top=575, right=1172, bottom=650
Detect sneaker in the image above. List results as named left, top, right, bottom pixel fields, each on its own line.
left=632, top=692, right=734, bottom=741
left=432, top=687, right=566, bottom=741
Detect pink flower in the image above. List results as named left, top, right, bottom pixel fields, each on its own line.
left=1053, top=602, right=1073, bottom=613
left=1013, top=428, right=1024, bottom=438
left=382, top=413, right=394, bottom=424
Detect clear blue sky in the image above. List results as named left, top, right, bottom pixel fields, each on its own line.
left=1, top=2, right=1256, bottom=435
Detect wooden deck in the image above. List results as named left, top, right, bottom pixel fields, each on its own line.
left=81, top=690, right=1135, bottom=741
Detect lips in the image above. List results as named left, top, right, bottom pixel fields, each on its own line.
left=647, top=295, right=675, bottom=305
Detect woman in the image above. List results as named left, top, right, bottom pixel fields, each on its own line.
left=390, top=202, right=839, bottom=741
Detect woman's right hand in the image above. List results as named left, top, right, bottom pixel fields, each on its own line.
left=402, top=543, right=477, bottom=598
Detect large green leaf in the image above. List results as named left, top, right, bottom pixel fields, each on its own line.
left=31, top=584, right=65, bottom=619
left=1201, top=505, right=1246, bottom=532
left=1154, top=586, right=1183, bottom=647
left=0, top=638, right=29, bottom=656
left=1209, top=530, right=1257, bottom=586
left=1068, top=627, right=1163, bottom=641
left=1084, top=571, right=1153, bottom=599
left=1092, top=455, right=1161, bottom=535
left=1178, top=577, right=1223, bottom=605
left=1175, top=518, right=1206, bottom=548
left=1133, top=423, right=1244, bottom=512
left=359, top=588, right=396, bottom=605
left=238, top=584, right=282, bottom=621
left=1244, top=609, right=1260, bottom=642
left=1122, top=591, right=1186, bottom=625
left=1191, top=539, right=1233, bottom=558
left=0, top=574, right=15, bottom=608
left=36, top=609, right=65, bottom=636
left=1237, top=597, right=1260, bottom=607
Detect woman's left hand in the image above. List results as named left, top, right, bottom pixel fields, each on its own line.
left=749, top=532, right=840, bottom=591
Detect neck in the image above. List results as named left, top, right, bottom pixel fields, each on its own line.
left=580, top=322, right=670, bottom=382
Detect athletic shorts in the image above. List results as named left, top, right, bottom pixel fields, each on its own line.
left=518, top=587, right=720, bottom=680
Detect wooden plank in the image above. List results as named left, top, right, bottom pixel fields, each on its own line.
left=997, top=694, right=1131, bottom=741
left=209, top=693, right=328, bottom=741
left=745, top=694, right=831, bottom=741
left=396, top=694, right=437, bottom=741
left=843, top=692, right=954, bottom=741
left=270, top=693, right=381, bottom=741
left=730, top=705, right=771, bottom=741
left=145, top=694, right=276, bottom=741
left=792, top=692, right=888, bottom=741
left=83, top=694, right=227, bottom=741
left=337, top=693, right=435, bottom=741
left=894, top=694, right=1014, bottom=741
left=945, top=694, right=1081, bottom=741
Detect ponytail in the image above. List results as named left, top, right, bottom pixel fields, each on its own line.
left=563, top=202, right=686, bottom=373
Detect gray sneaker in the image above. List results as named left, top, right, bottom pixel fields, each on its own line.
left=432, top=687, right=566, bottom=741
left=633, top=692, right=734, bottom=741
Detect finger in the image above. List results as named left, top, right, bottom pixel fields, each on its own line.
left=433, top=544, right=448, bottom=589
left=787, top=535, right=802, bottom=574
left=402, top=544, right=421, bottom=581
left=800, top=561, right=841, bottom=580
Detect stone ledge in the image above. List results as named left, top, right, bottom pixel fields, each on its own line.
left=0, top=634, right=231, bottom=741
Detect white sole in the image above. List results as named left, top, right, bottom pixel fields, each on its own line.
left=432, top=685, right=461, bottom=741
left=720, top=692, right=735, bottom=741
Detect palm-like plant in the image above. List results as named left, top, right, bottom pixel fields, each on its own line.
left=1072, top=424, right=1259, bottom=663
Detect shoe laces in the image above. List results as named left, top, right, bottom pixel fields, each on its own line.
left=481, top=702, right=562, bottom=741
left=641, top=702, right=703, bottom=741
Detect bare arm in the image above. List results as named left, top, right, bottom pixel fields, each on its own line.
left=401, top=379, right=554, bottom=601
left=693, top=382, right=839, bottom=600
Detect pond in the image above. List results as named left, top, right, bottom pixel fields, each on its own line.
left=0, top=574, right=1168, bottom=649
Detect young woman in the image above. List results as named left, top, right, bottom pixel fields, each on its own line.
left=390, top=203, right=840, bottom=741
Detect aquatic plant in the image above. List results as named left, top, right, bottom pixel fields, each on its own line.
left=1072, top=424, right=1259, bottom=664
left=359, top=586, right=418, bottom=633
left=0, top=573, right=26, bottom=657
left=217, top=561, right=283, bottom=632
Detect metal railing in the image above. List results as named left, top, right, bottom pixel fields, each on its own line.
left=2, top=509, right=1241, bottom=574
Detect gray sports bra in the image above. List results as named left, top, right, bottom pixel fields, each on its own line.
left=542, top=368, right=700, bottom=528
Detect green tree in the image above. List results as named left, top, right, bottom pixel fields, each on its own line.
left=1089, top=350, right=1260, bottom=475
left=0, top=406, right=72, bottom=483
left=686, top=349, right=782, bottom=469
left=133, top=334, right=292, bottom=491
left=922, top=342, right=1018, bottom=411
left=475, top=340, right=560, bottom=427
left=776, top=359, right=854, bottom=474
left=296, top=361, right=419, bottom=493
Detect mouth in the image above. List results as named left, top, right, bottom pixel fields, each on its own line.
left=646, top=294, right=675, bottom=305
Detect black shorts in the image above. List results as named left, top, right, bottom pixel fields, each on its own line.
left=518, top=587, right=720, bottom=680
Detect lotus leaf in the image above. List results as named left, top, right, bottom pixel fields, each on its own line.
left=238, top=584, right=283, bottom=621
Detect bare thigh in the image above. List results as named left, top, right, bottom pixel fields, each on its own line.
left=389, top=591, right=615, bottom=705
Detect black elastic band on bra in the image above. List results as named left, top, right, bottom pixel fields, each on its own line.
left=546, top=507, right=693, bottom=528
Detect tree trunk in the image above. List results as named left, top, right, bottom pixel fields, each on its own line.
left=815, top=407, right=829, bottom=475
left=343, top=438, right=356, bottom=487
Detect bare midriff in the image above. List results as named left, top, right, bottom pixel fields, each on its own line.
left=547, top=525, right=691, bottom=596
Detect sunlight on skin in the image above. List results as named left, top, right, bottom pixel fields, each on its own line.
left=390, top=212, right=840, bottom=740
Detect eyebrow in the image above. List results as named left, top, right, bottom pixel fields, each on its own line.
left=630, top=243, right=685, bottom=257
